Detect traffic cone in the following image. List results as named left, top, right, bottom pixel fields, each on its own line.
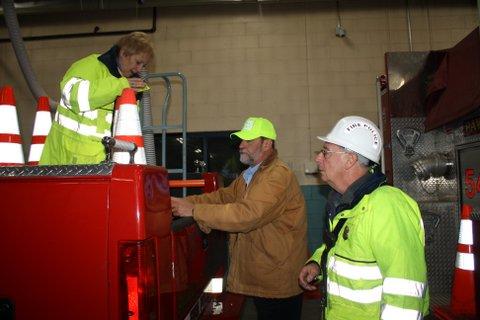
left=434, top=203, right=477, bottom=319
left=27, top=96, right=52, bottom=165
left=451, top=204, right=476, bottom=316
left=0, top=86, right=25, bottom=166
left=112, top=88, right=146, bottom=164
left=112, top=93, right=121, bottom=138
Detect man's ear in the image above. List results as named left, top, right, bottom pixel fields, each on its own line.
left=344, top=153, right=358, bottom=170
left=262, top=139, right=273, bottom=151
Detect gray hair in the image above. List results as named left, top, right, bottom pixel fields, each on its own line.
left=344, top=148, right=370, bottom=167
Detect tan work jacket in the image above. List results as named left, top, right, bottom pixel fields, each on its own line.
left=187, top=152, right=308, bottom=298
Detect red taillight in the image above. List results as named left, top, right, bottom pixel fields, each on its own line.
left=126, top=275, right=139, bottom=320
left=119, top=238, right=158, bottom=320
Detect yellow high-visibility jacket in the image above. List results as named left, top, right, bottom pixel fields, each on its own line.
left=310, top=185, right=429, bottom=320
left=40, top=47, right=130, bottom=165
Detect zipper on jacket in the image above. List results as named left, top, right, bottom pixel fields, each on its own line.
left=334, top=253, right=376, bottom=264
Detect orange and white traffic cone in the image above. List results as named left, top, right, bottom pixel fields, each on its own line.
left=451, top=203, right=476, bottom=317
left=112, top=93, right=121, bottom=138
left=434, top=203, right=477, bottom=320
left=0, top=86, right=25, bottom=166
left=112, top=88, right=146, bottom=164
left=27, top=96, right=52, bottom=165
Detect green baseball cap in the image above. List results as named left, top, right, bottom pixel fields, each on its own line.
left=231, top=117, right=277, bottom=141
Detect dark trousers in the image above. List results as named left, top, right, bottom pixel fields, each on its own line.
left=253, top=293, right=303, bottom=320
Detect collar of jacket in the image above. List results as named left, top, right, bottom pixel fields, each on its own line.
left=327, top=171, right=387, bottom=219
left=259, top=149, right=278, bottom=170
left=97, top=45, right=122, bottom=78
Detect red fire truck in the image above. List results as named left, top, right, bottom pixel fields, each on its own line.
left=0, top=163, right=244, bottom=320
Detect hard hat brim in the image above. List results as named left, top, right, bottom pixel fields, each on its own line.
left=317, top=135, right=337, bottom=145
left=317, top=135, right=348, bottom=151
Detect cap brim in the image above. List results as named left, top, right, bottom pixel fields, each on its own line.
left=231, top=131, right=259, bottom=141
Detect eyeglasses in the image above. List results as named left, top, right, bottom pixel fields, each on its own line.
left=318, top=148, right=348, bottom=158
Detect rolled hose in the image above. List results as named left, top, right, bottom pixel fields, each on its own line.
left=139, top=68, right=156, bottom=165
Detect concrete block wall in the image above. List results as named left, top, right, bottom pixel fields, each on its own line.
left=0, top=0, right=477, bottom=252
left=0, top=0, right=477, bottom=183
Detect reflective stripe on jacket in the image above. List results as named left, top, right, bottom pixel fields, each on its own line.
left=310, top=185, right=429, bottom=320
left=39, top=53, right=130, bottom=165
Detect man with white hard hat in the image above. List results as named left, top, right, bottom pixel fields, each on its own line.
left=172, top=117, right=308, bottom=320
left=298, top=116, right=429, bottom=320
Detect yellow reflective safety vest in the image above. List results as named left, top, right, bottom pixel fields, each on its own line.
left=310, top=185, right=429, bottom=320
left=40, top=48, right=130, bottom=165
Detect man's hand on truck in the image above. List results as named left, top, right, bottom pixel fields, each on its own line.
left=171, top=197, right=194, bottom=217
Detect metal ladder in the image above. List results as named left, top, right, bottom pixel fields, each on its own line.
left=141, top=72, right=188, bottom=197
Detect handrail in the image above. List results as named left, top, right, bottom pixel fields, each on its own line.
left=168, top=172, right=219, bottom=194
left=169, top=179, right=205, bottom=189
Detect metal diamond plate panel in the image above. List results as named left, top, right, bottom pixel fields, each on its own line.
left=0, top=164, right=114, bottom=177
left=472, top=207, right=480, bottom=221
left=390, top=117, right=480, bottom=302
left=420, top=202, right=458, bottom=295
left=391, top=117, right=457, bottom=203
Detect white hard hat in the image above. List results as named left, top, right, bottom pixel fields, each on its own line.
left=317, top=116, right=383, bottom=164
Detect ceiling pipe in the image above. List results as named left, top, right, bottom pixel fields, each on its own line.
left=0, top=7, right=156, bottom=42
left=1, top=0, right=56, bottom=109
left=0, top=0, right=327, bottom=16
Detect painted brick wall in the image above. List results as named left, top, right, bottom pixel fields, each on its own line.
left=0, top=1, right=477, bottom=186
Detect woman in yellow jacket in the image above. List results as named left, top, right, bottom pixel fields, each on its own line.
left=40, top=32, right=153, bottom=165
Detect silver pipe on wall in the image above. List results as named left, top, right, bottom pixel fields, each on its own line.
left=405, top=0, right=413, bottom=51
left=376, top=76, right=386, bottom=174
left=140, top=68, right=157, bottom=166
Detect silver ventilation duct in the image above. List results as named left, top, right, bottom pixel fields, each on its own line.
left=1, top=0, right=56, bottom=108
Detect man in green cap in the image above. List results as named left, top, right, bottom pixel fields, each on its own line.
left=171, top=117, right=308, bottom=320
